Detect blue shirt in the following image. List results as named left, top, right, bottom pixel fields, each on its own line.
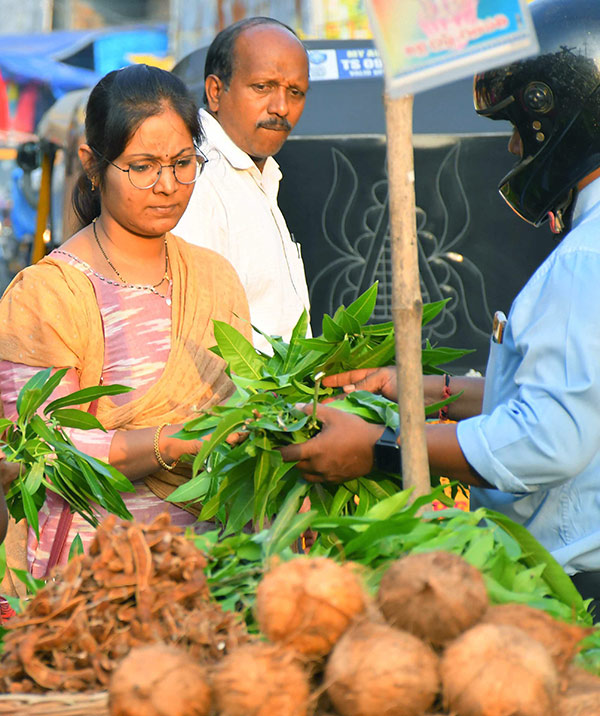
left=457, top=178, right=600, bottom=574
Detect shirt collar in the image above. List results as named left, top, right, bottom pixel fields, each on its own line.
left=199, top=108, right=281, bottom=180
left=571, top=175, right=600, bottom=229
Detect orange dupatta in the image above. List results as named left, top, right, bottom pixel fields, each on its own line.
left=0, top=232, right=251, bottom=509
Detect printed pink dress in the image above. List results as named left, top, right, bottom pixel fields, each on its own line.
left=0, top=249, right=199, bottom=578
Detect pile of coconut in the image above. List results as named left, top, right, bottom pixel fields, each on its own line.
left=109, top=550, right=600, bottom=716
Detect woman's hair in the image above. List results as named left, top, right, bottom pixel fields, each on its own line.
left=73, top=63, right=202, bottom=227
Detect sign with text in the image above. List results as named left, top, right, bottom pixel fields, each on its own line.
left=365, top=0, right=538, bottom=97
left=308, top=48, right=384, bottom=82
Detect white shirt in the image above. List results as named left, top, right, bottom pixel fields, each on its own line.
left=174, top=109, right=311, bottom=353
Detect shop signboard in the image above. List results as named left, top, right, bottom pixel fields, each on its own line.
left=365, top=0, right=538, bottom=96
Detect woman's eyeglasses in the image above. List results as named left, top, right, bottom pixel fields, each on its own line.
left=92, top=149, right=208, bottom=189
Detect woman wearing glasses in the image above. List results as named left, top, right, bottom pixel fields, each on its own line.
left=0, top=64, right=250, bottom=578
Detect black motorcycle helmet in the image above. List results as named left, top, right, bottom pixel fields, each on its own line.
left=474, top=0, right=600, bottom=232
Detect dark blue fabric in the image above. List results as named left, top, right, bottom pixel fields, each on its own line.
left=0, top=26, right=166, bottom=96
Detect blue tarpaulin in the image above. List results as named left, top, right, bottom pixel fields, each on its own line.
left=0, top=25, right=168, bottom=96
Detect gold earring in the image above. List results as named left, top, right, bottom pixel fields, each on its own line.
left=90, top=177, right=96, bottom=191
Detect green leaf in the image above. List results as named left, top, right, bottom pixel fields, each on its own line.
left=24, top=461, right=45, bottom=494
left=350, top=333, right=396, bottom=368
left=49, top=462, right=100, bottom=524
left=57, top=445, right=135, bottom=494
left=253, top=448, right=275, bottom=528
left=44, top=383, right=133, bottom=413
left=462, top=529, right=496, bottom=570
left=20, top=481, right=39, bottom=538
left=422, top=345, right=474, bottom=369
left=224, top=479, right=255, bottom=535
left=484, top=510, right=584, bottom=609
left=297, top=337, right=336, bottom=353
left=29, top=414, right=65, bottom=446
left=167, top=474, right=211, bottom=503
left=363, top=490, right=413, bottom=520
left=16, top=367, right=52, bottom=419
left=50, top=409, right=107, bottom=431
left=322, top=314, right=346, bottom=342
left=282, top=310, right=310, bottom=373
left=346, top=283, right=378, bottom=324
left=199, top=463, right=251, bottom=521
left=213, top=320, right=264, bottom=379
left=362, top=321, right=394, bottom=336
left=35, top=367, right=70, bottom=404
left=326, top=483, right=355, bottom=517
left=0, top=544, right=7, bottom=585
left=11, top=568, right=45, bottom=596
left=77, top=458, right=130, bottom=517
left=512, top=563, right=546, bottom=595
left=422, top=298, right=450, bottom=326
left=343, top=390, right=399, bottom=426
left=0, top=418, right=13, bottom=435
left=424, top=391, right=463, bottom=417
left=319, top=339, right=352, bottom=373
left=192, top=408, right=249, bottom=468
left=263, top=480, right=310, bottom=558
left=332, top=308, right=362, bottom=335
left=68, top=534, right=84, bottom=560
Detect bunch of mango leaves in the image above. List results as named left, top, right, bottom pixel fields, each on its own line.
left=169, top=283, right=470, bottom=533
left=0, top=367, right=135, bottom=537
left=192, top=483, right=594, bottom=633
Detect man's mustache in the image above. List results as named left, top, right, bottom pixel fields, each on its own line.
left=257, top=118, right=292, bottom=131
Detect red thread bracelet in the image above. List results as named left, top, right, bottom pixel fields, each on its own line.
left=438, top=374, right=451, bottom=420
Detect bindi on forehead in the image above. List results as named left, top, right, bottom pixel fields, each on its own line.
left=126, top=111, right=193, bottom=159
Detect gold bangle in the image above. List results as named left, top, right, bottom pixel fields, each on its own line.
left=154, top=422, right=179, bottom=471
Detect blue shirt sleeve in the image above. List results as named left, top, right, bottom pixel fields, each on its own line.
left=457, top=245, right=600, bottom=493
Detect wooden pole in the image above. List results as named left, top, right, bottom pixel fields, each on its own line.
left=32, top=151, right=53, bottom=264
left=384, top=92, right=430, bottom=499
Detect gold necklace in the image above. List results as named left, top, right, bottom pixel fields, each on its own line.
left=92, top=218, right=172, bottom=304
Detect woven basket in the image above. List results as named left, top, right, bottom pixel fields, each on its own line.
left=0, top=691, right=109, bottom=715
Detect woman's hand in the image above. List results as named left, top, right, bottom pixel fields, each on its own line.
left=322, top=367, right=398, bottom=401
left=0, top=452, right=19, bottom=493
left=279, top=404, right=385, bottom=483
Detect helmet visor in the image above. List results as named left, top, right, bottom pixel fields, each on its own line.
left=498, top=158, right=543, bottom=226
left=473, top=71, right=516, bottom=120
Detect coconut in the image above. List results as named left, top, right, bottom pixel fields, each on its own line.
left=557, top=665, right=600, bottom=716
left=480, top=603, right=590, bottom=674
left=377, top=551, right=488, bottom=647
left=564, top=664, right=600, bottom=691
left=212, top=642, right=311, bottom=716
left=441, top=623, right=559, bottom=716
left=325, top=619, right=439, bottom=716
left=108, top=643, right=211, bottom=716
left=255, top=557, right=367, bottom=657
left=558, top=690, right=600, bottom=716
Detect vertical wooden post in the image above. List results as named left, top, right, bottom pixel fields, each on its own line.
left=384, top=92, right=430, bottom=499
left=31, top=151, right=53, bottom=264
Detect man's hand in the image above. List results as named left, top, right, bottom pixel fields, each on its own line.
left=322, top=367, right=398, bottom=401
left=279, top=404, right=385, bottom=483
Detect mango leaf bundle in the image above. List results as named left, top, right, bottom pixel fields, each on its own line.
left=1, top=367, right=135, bottom=535
left=193, top=484, right=592, bottom=632
left=170, top=283, right=471, bottom=533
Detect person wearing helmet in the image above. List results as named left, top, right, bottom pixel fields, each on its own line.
left=281, top=0, right=600, bottom=615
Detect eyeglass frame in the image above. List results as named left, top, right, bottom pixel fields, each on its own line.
left=90, top=147, right=208, bottom=190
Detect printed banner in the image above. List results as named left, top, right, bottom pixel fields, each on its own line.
left=365, top=0, right=538, bottom=96
left=308, top=47, right=384, bottom=81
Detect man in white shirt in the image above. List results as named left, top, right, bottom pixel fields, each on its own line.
left=174, top=17, right=311, bottom=353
